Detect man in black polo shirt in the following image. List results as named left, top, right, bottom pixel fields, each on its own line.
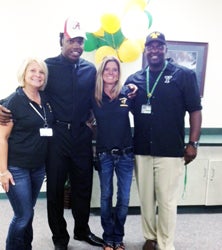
left=0, top=17, right=103, bottom=250
left=125, top=31, right=202, bottom=250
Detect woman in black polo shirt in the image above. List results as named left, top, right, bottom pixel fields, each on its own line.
left=92, top=56, right=136, bottom=250
left=0, top=57, right=53, bottom=250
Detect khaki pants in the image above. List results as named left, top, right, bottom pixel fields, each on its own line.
left=135, top=155, right=184, bottom=250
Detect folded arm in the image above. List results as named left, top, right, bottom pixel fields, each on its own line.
left=0, top=121, right=15, bottom=192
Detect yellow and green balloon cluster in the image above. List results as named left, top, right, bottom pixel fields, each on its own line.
left=83, top=0, right=153, bottom=64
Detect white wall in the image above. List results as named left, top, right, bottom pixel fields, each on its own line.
left=0, top=0, right=221, bottom=127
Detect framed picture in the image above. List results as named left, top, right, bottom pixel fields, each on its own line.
left=142, top=41, right=208, bottom=97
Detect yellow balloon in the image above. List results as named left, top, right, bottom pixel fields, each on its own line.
left=95, top=46, right=118, bottom=64
left=93, top=27, right=104, bottom=37
left=137, top=38, right=146, bottom=50
left=118, top=40, right=142, bottom=63
left=101, top=14, right=121, bottom=34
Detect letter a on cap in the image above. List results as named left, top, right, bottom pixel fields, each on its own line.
left=64, top=17, right=86, bottom=39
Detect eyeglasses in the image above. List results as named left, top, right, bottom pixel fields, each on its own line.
left=146, top=45, right=165, bottom=52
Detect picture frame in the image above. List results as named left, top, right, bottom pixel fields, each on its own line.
left=142, top=41, right=208, bottom=97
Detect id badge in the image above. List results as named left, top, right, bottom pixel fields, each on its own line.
left=141, top=104, right=152, bottom=114
left=39, top=128, right=53, bottom=137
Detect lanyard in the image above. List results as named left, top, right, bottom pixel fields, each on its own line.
left=146, top=61, right=168, bottom=103
left=29, top=102, right=48, bottom=127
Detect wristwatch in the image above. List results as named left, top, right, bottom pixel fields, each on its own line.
left=188, top=141, right=199, bottom=148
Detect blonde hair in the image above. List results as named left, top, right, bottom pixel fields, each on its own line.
left=95, top=56, right=122, bottom=106
left=17, top=57, right=48, bottom=90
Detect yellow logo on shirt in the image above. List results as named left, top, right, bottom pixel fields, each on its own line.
left=119, top=97, right=128, bottom=107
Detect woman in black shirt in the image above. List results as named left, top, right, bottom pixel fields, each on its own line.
left=92, top=56, right=136, bottom=250
left=0, top=57, right=53, bottom=250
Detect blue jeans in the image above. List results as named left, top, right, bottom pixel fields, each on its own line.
left=6, top=166, right=45, bottom=250
left=98, top=152, right=134, bottom=245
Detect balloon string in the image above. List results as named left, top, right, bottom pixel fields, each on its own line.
left=98, top=37, right=107, bottom=43
left=182, top=164, right=187, bottom=199
left=111, top=34, right=117, bottom=49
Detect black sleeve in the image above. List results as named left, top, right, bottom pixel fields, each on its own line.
left=0, top=92, right=15, bottom=105
left=0, top=97, right=8, bottom=105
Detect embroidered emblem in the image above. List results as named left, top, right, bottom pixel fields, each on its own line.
left=150, top=32, right=161, bottom=39
left=164, top=75, right=172, bottom=84
left=72, top=21, right=80, bottom=31
left=119, top=97, right=128, bottom=107
left=46, top=103, right=53, bottom=112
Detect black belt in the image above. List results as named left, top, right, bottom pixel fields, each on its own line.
left=55, top=120, right=86, bottom=130
left=56, top=120, right=71, bottom=130
left=106, top=147, right=133, bottom=155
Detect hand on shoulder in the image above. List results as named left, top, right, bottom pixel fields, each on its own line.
left=0, top=105, right=12, bottom=125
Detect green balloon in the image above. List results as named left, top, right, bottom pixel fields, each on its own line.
left=104, top=30, right=125, bottom=49
left=144, top=10, right=153, bottom=29
left=97, top=36, right=110, bottom=47
left=95, top=30, right=125, bottom=50
left=84, top=33, right=98, bottom=52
